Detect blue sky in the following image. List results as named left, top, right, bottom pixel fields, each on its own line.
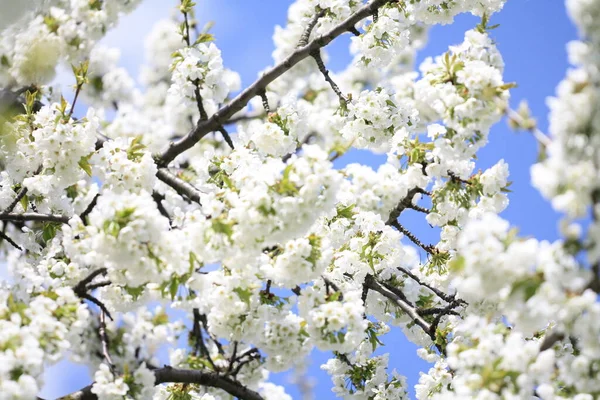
left=40, top=0, right=578, bottom=398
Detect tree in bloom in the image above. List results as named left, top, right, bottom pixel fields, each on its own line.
left=0, top=0, right=598, bottom=399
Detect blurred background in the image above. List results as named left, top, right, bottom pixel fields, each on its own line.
left=35, top=0, right=576, bottom=398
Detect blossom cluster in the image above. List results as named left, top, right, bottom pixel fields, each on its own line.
left=2, top=0, right=600, bottom=399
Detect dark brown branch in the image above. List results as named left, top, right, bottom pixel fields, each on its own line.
left=80, top=193, right=100, bottom=222
left=386, top=187, right=425, bottom=225
left=192, top=308, right=217, bottom=370
left=282, top=133, right=315, bottom=163
left=0, top=229, right=22, bottom=250
left=0, top=212, right=70, bottom=224
left=3, top=186, right=27, bottom=214
left=377, top=278, right=414, bottom=306
left=218, top=126, right=234, bottom=149
left=151, top=191, right=172, bottom=222
left=193, top=81, right=209, bottom=121
left=85, top=281, right=111, bottom=291
left=539, top=330, right=565, bottom=352
left=156, top=169, right=202, bottom=204
left=181, top=4, right=209, bottom=122
left=74, top=268, right=107, bottom=292
left=589, top=189, right=600, bottom=292
left=447, top=170, right=470, bottom=185
left=55, top=367, right=265, bottom=400
left=99, top=311, right=115, bottom=373
left=397, top=266, right=458, bottom=304
left=226, top=341, right=239, bottom=375
left=73, top=268, right=113, bottom=320
left=199, top=313, right=225, bottom=355
left=389, top=220, right=436, bottom=255
left=364, top=274, right=433, bottom=338
left=230, top=349, right=262, bottom=377
left=156, top=0, right=392, bottom=166
left=68, top=82, right=83, bottom=120
left=259, top=90, right=270, bottom=114
left=297, top=9, right=327, bottom=47
left=155, top=367, right=265, bottom=400
left=348, top=26, right=361, bottom=36
left=81, top=294, right=113, bottom=321
left=407, top=203, right=430, bottom=214
left=311, top=50, right=346, bottom=103
left=322, top=276, right=344, bottom=301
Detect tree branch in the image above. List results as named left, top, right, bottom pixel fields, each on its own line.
left=156, top=0, right=392, bottom=166
left=2, top=186, right=27, bottom=214
left=397, top=266, right=459, bottom=304
left=258, top=90, right=270, bottom=114
left=0, top=229, right=22, bottom=250
left=297, top=9, right=327, bottom=47
left=385, top=186, right=425, bottom=225
left=54, top=366, right=265, bottom=400
left=79, top=193, right=100, bottom=222
left=364, top=274, right=433, bottom=337
left=389, top=220, right=437, bottom=255
left=0, top=212, right=70, bottom=224
left=311, top=50, right=347, bottom=103
left=506, top=107, right=551, bottom=147
left=156, top=168, right=203, bottom=204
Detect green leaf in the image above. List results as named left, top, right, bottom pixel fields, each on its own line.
left=273, top=165, right=299, bottom=196
left=19, top=194, right=28, bottom=212
left=125, top=285, right=145, bottom=300
left=169, top=279, right=179, bottom=300
left=233, top=287, right=252, bottom=305
left=78, top=155, right=92, bottom=176
left=194, top=33, right=215, bottom=44
left=89, top=0, right=102, bottom=10
left=201, top=20, right=215, bottom=34
left=336, top=203, right=355, bottom=219
left=326, top=291, right=341, bottom=302
left=510, top=275, right=543, bottom=301
left=43, top=15, right=59, bottom=33
left=211, top=217, right=234, bottom=238
left=42, top=222, right=60, bottom=243
left=448, top=255, right=465, bottom=273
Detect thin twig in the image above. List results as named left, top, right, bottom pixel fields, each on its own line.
left=506, top=107, right=551, bottom=147
left=386, top=187, right=425, bottom=225
left=226, top=341, right=239, bottom=375
left=297, top=9, right=327, bottom=47
left=3, top=186, right=27, bottom=214
left=218, top=126, right=234, bottom=149
left=82, top=294, right=113, bottom=321
left=259, top=90, right=270, bottom=114
left=389, top=220, right=436, bottom=255
left=68, top=83, right=83, bottom=120
left=99, top=311, right=116, bottom=374
left=539, top=330, right=565, bottom=352
left=406, top=203, right=430, bottom=214
left=311, top=50, right=346, bottom=103
left=364, top=275, right=432, bottom=338
left=73, top=268, right=108, bottom=295
left=0, top=230, right=22, bottom=250
left=397, top=266, right=458, bottom=304
left=151, top=191, right=172, bottom=223
left=80, top=193, right=100, bottom=222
